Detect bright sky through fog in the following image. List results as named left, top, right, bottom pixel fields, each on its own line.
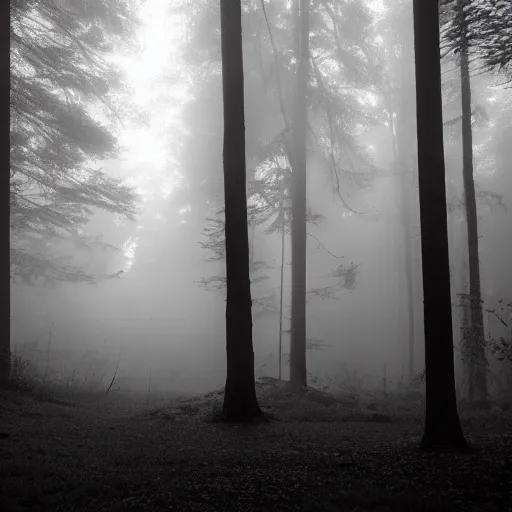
left=367, top=0, right=386, bottom=15
left=111, top=0, right=187, bottom=270
left=116, top=0, right=186, bottom=175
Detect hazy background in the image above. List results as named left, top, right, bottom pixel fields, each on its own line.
left=10, top=0, right=512, bottom=398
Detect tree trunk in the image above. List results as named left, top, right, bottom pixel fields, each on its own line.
left=412, top=0, right=469, bottom=451
left=0, top=0, right=10, bottom=388
left=278, top=192, right=285, bottom=381
left=458, top=1, right=488, bottom=405
left=390, top=10, right=417, bottom=384
left=400, top=169, right=416, bottom=382
left=220, top=0, right=262, bottom=421
left=289, top=0, right=309, bottom=388
left=390, top=110, right=416, bottom=383
left=395, top=93, right=417, bottom=384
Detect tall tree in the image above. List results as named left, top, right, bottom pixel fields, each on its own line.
left=443, top=0, right=512, bottom=79
left=289, top=0, right=309, bottom=388
left=441, top=0, right=490, bottom=405
left=1, top=0, right=10, bottom=387
left=457, top=0, right=487, bottom=405
left=412, top=0, right=468, bottom=451
left=219, top=0, right=263, bottom=421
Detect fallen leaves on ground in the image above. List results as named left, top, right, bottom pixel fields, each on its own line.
left=0, top=387, right=510, bottom=512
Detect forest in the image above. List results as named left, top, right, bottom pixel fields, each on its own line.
left=2, top=0, right=512, bottom=510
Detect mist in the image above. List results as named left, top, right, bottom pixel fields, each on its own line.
left=6, top=0, right=512, bottom=509
left=9, top=0, right=512, bottom=404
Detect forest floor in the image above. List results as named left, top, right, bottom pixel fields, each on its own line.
left=0, top=379, right=511, bottom=512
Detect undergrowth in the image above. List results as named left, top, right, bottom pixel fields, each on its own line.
left=1, top=359, right=512, bottom=512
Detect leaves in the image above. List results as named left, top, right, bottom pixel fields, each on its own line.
left=10, top=0, right=142, bottom=285
left=441, top=0, right=512, bottom=80
left=180, top=0, right=381, bottom=211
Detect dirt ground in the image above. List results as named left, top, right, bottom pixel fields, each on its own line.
left=0, top=384, right=511, bottom=512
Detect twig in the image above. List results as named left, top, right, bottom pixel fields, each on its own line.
left=105, top=348, right=122, bottom=395
left=307, top=231, right=344, bottom=259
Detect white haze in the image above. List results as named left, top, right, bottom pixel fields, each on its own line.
left=11, top=0, right=512, bottom=399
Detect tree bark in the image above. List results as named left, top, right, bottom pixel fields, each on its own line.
left=220, top=0, right=262, bottom=421
left=278, top=190, right=285, bottom=381
left=412, top=0, right=469, bottom=451
left=0, top=0, right=10, bottom=387
left=289, top=0, right=309, bottom=388
left=458, top=0, right=488, bottom=405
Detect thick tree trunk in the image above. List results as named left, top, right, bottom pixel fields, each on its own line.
left=0, top=0, right=10, bottom=388
left=289, top=0, right=309, bottom=388
left=459, top=11, right=488, bottom=405
left=412, top=0, right=468, bottom=451
left=220, top=0, right=262, bottom=421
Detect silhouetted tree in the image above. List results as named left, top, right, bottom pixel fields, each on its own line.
left=220, top=0, right=263, bottom=421
left=289, top=0, right=309, bottom=388
left=412, top=0, right=469, bottom=451
left=1, top=0, right=10, bottom=386
left=457, top=2, right=488, bottom=405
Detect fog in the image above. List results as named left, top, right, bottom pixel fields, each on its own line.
left=10, top=0, right=512, bottom=402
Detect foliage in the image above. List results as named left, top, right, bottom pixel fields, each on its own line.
left=485, top=298, right=512, bottom=364
left=10, top=0, right=142, bottom=285
left=177, top=0, right=381, bottom=213
left=197, top=210, right=272, bottom=322
left=458, top=294, right=512, bottom=365
left=189, top=0, right=376, bottom=308
left=307, top=262, right=360, bottom=301
left=441, top=0, right=512, bottom=80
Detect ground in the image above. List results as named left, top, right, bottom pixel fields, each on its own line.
left=0, top=380, right=511, bottom=511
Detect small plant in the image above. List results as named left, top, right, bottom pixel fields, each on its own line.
left=9, top=351, right=38, bottom=392
left=410, top=368, right=426, bottom=387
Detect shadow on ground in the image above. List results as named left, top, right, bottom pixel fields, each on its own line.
left=0, top=380, right=510, bottom=511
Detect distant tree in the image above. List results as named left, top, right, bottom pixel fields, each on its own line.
left=219, top=0, right=263, bottom=421
left=412, top=0, right=469, bottom=451
left=180, top=0, right=378, bottom=389
left=378, top=0, right=419, bottom=383
left=10, top=0, right=141, bottom=288
left=442, top=0, right=512, bottom=80
left=441, top=0, right=490, bottom=405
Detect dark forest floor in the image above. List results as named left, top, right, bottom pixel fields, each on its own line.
left=1, top=381, right=511, bottom=512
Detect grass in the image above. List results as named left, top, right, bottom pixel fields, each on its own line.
left=1, top=374, right=511, bottom=511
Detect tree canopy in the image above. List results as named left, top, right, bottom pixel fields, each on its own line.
left=442, top=0, right=512, bottom=80
left=10, top=0, right=142, bottom=285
